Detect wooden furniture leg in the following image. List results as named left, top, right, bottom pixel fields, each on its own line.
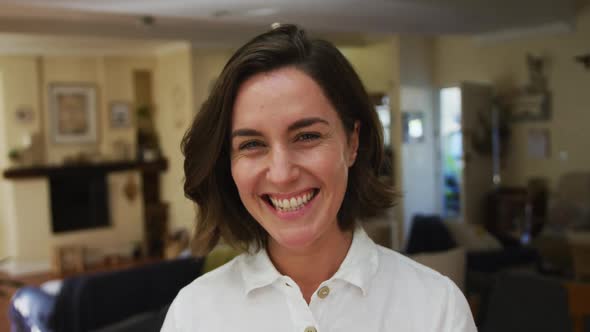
left=564, top=281, right=590, bottom=332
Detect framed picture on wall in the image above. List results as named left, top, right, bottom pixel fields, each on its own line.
left=510, top=92, right=551, bottom=122
left=48, top=83, right=98, bottom=144
left=402, top=111, right=425, bottom=144
left=109, top=101, right=133, bottom=128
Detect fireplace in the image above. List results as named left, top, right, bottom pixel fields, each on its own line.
left=49, top=173, right=111, bottom=233
left=2, top=160, right=168, bottom=269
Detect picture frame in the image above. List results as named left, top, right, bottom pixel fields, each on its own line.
left=109, top=101, right=133, bottom=128
left=510, top=91, right=551, bottom=122
left=48, top=83, right=98, bottom=144
left=402, top=111, right=425, bottom=144
left=527, top=128, right=551, bottom=159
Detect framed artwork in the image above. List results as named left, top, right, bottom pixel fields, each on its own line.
left=510, top=92, right=551, bottom=122
left=402, top=112, right=425, bottom=143
left=48, top=83, right=98, bottom=144
left=527, top=128, right=550, bottom=159
left=110, top=101, right=133, bottom=128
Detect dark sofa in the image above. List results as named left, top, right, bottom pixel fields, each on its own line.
left=405, top=214, right=540, bottom=274
left=9, top=257, right=204, bottom=332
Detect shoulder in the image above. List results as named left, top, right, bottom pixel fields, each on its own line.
left=373, top=246, right=476, bottom=331
left=176, top=254, right=244, bottom=304
left=162, top=254, right=246, bottom=331
left=376, top=245, right=448, bottom=282
left=374, top=246, right=459, bottom=306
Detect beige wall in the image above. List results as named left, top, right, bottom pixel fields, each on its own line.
left=154, top=45, right=196, bottom=232
left=339, top=39, right=402, bottom=190
left=339, top=41, right=398, bottom=93
left=0, top=57, right=40, bottom=166
left=152, top=47, right=234, bottom=233
left=433, top=7, right=590, bottom=188
left=0, top=55, right=156, bottom=165
left=2, top=172, right=143, bottom=262
left=0, top=71, right=5, bottom=257
left=0, top=57, right=41, bottom=261
left=191, top=49, right=234, bottom=109
left=399, top=36, right=439, bottom=236
left=41, top=56, right=155, bottom=163
left=0, top=53, right=156, bottom=263
left=339, top=39, right=404, bottom=241
left=0, top=209, right=4, bottom=257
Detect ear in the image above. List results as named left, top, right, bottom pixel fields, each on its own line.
left=347, top=121, right=360, bottom=167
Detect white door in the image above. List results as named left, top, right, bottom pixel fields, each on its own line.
left=401, top=87, right=437, bottom=239
left=439, top=87, right=463, bottom=220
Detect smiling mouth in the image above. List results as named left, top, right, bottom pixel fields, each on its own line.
left=262, top=189, right=319, bottom=213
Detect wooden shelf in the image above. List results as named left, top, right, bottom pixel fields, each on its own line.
left=2, top=158, right=168, bottom=179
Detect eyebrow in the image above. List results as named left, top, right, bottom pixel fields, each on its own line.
left=288, top=117, right=329, bottom=131
left=230, top=117, right=329, bottom=140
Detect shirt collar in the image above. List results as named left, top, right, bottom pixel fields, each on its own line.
left=239, top=245, right=283, bottom=295
left=239, top=224, right=380, bottom=296
left=331, top=225, right=379, bottom=295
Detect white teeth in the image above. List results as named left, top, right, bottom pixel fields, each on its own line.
left=268, top=190, right=316, bottom=212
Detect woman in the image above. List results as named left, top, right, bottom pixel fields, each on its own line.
left=162, top=24, right=476, bottom=332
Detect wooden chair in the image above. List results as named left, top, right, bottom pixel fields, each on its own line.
left=564, top=281, right=590, bottom=332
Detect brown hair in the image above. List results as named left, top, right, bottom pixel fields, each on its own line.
left=182, top=24, right=395, bottom=255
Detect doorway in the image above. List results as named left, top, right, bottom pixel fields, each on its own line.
left=436, top=83, right=494, bottom=224
left=439, top=87, right=463, bottom=220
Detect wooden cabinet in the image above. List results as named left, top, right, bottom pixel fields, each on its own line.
left=139, top=159, right=169, bottom=257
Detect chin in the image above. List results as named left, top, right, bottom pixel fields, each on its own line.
left=271, top=227, right=319, bottom=251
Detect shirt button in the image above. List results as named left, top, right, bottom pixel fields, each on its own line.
left=317, top=286, right=330, bottom=299
left=304, top=327, right=317, bottom=332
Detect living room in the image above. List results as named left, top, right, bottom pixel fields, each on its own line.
left=1, top=0, right=590, bottom=331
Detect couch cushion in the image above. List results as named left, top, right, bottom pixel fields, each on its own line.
left=409, top=247, right=466, bottom=291
left=51, top=257, right=203, bottom=332
left=92, top=305, right=169, bottom=332
left=406, top=214, right=457, bottom=254
left=446, top=221, right=502, bottom=251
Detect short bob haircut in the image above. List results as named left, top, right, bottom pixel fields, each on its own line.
left=182, top=24, right=395, bottom=255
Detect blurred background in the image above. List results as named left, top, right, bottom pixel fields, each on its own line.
left=0, top=0, right=589, bottom=331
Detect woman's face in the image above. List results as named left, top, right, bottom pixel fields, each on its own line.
left=230, top=67, right=359, bottom=252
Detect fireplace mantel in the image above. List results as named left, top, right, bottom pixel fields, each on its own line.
left=1, top=157, right=169, bottom=274
left=2, top=159, right=167, bottom=179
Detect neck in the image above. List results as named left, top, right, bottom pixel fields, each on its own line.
left=267, top=228, right=354, bottom=303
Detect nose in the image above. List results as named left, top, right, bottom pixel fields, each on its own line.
left=266, top=146, right=299, bottom=185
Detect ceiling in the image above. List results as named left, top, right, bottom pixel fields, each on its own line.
left=0, top=0, right=581, bottom=48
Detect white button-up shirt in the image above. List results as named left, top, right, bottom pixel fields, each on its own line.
left=161, top=227, right=477, bottom=332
